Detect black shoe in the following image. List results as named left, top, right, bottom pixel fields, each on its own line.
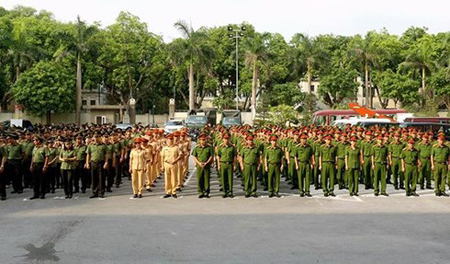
left=381, top=192, right=389, bottom=197
left=106, top=188, right=112, bottom=193
left=205, top=194, right=211, bottom=198
left=0, top=197, right=6, bottom=201
left=65, top=195, right=70, bottom=199
left=315, top=186, right=320, bottom=190
left=394, top=186, right=399, bottom=190
left=338, top=186, right=343, bottom=190
left=406, top=193, right=411, bottom=197
left=426, top=186, right=433, bottom=190
left=146, top=188, right=152, bottom=192
left=199, top=194, right=205, bottom=199
left=245, top=194, right=250, bottom=198
left=133, top=194, right=138, bottom=198
left=89, top=194, right=98, bottom=199
left=172, top=194, right=177, bottom=198
left=441, top=192, right=449, bottom=197
left=263, top=187, right=268, bottom=191
left=74, top=189, right=79, bottom=194
left=269, top=193, right=274, bottom=198
left=290, top=186, right=296, bottom=190
left=222, top=194, right=228, bottom=198
left=30, top=196, right=39, bottom=200
left=350, top=193, right=354, bottom=196
left=329, top=192, right=336, bottom=197
left=40, top=196, right=45, bottom=199
left=412, top=192, right=419, bottom=197
left=138, top=194, right=142, bottom=198
left=11, top=190, right=17, bottom=194
left=219, top=188, right=224, bottom=192
left=374, top=193, right=379, bottom=196
left=163, top=194, right=171, bottom=198
left=99, top=194, right=105, bottom=198
left=324, top=193, right=329, bottom=197
left=305, top=193, right=312, bottom=197
left=68, top=195, right=72, bottom=199
left=252, top=194, right=258, bottom=198
left=354, top=193, right=359, bottom=197
left=299, top=193, right=305, bottom=197
left=436, top=192, right=441, bottom=197
left=420, top=186, right=424, bottom=190
left=400, top=186, right=405, bottom=190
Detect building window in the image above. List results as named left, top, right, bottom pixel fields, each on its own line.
left=90, top=100, right=96, bottom=106
left=82, top=100, right=87, bottom=106
left=310, top=85, right=315, bottom=92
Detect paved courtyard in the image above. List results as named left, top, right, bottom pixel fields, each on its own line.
left=1, top=155, right=450, bottom=264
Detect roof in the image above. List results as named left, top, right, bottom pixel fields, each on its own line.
left=314, top=109, right=407, bottom=116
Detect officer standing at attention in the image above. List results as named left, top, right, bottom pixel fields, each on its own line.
left=371, top=135, right=389, bottom=196
left=345, top=136, right=362, bottom=196
left=129, top=138, right=147, bottom=198
left=29, top=136, right=48, bottom=200
left=85, top=133, right=109, bottom=198
left=74, top=135, right=88, bottom=193
left=388, top=133, right=405, bottom=190
left=319, top=135, right=337, bottom=197
left=240, top=135, right=261, bottom=198
left=416, top=134, right=433, bottom=190
left=401, top=138, right=420, bottom=197
left=191, top=134, right=214, bottom=198
left=431, top=134, right=449, bottom=197
left=162, top=134, right=180, bottom=198
left=294, top=133, right=314, bottom=197
left=264, top=134, right=284, bottom=198
left=217, top=133, right=237, bottom=198
left=361, top=131, right=373, bottom=189
left=335, top=133, right=348, bottom=189
left=6, top=134, right=24, bottom=194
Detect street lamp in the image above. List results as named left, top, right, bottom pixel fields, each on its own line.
left=228, top=25, right=246, bottom=110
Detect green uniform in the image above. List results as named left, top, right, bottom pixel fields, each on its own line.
left=295, top=143, right=313, bottom=195
left=60, top=150, right=77, bottom=170
left=431, top=144, right=449, bottom=195
left=192, top=144, right=214, bottom=196
left=345, top=146, right=361, bottom=195
left=371, top=144, right=388, bottom=195
left=336, top=141, right=348, bottom=189
left=286, top=139, right=299, bottom=188
left=320, top=144, right=337, bottom=195
left=388, top=141, right=405, bottom=189
left=416, top=142, right=432, bottom=189
left=361, top=140, right=373, bottom=188
left=217, top=144, right=236, bottom=196
left=401, top=147, right=419, bottom=195
left=265, top=145, right=284, bottom=196
left=6, top=144, right=24, bottom=193
left=31, top=146, right=48, bottom=198
left=241, top=144, right=260, bottom=196
left=86, top=143, right=107, bottom=196
left=312, top=140, right=322, bottom=189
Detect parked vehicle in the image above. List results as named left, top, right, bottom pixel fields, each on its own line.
left=313, top=109, right=407, bottom=126
left=403, top=117, right=450, bottom=124
left=221, top=110, right=242, bottom=128
left=399, top=122, right=450, bottom=140
left=115, top=123, right=133, bottom=130
left=186, top=115, right=208, bottom=129
left=0, top=119, right=33, bottom=131
left=164, top=119, right=185, bottom=134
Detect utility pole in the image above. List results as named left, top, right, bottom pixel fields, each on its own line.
left=228, top=25, right=246, bottom=110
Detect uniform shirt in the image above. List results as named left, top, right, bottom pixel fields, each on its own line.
left=130, top=148, right=147, bottom=170
left=296, top=143, right=313, bottom=163
left=74, top=144, right=87, bottom=161
left=47, top=148, right=58, bottom=167
left=320, top=144, right=337, bottom=162
left=265, top=145, right=284, bottom=164
left=388, top=141, right=405, bottom=159
left=371, top=144, right=388, bottom=163
left=336, top=141, right=348, bottom=159
left=361, top=140, right=373, bottom=157
left=217, top=144, right=236, bottom=163
left=401, top=147, right=419, bottom=165
left=345, top=146, right=361, bottom=169
left=105, top=144, right=114, bottom=160
left=7, top=144, right=23, bottom=160
left=286, top=140, right=298, bottom=158
left=60, top=149, right=77, bottom=170
left=416, top=142, right=432, bottom=160
left=32, top=146, right=48, bottom=163
left=162, top=145, right=179, bottom=164
left=241, top=145, right=260, bottom=164
left=21, top=141, right=34, bottom=158
left=431, top=144, right=449, bottom=163
left=86, top=144, right=107, bottom=162
left=191, top=145, right=214, bottom=163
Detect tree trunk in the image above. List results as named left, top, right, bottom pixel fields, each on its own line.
left=364, top=61, right=370, bottom=108
left=76, top=52, right=82, bottom=126
left=189, top=62, right=195, bottom=110
left=421, top=67, right=426, bottom=95
left=251, top=61, right=258, bottom=119
left=307, top=61, right=312, bottom=94
left=46, top=111, right=51, bottom=125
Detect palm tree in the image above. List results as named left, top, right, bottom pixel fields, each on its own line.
left=350, top=35, right=377, bottom=108
left=290, top=34, right=322, bottom=94
left=173, top=20, right=213, bottom=111
left=244, top=32, right=268, bottom=119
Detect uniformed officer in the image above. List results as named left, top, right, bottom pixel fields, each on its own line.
left=401, top=138, right=419, bottom=196
left=416, top=134, right=433, bottom=190
left=345, top=136, right=362, bottom=196
left=431, top=135, right=449, bottom=196
left=74, top=135, right=88, bottom=193
left=371, top=135, right=389, bottom=196
left=60, top=139, right=77, bottom=199
left=6, top=135, right=24, bottom=194
left=240, top=135, right=261, bottom=198
left=217, top=133, right=237, bottom=198
left=29, top=136, right=48, bottom=199
left=388, top=133, right=405, bottom=190
left=21, top=132, right=34, bottom=188
left=129, top=137, right=147, bottom=198
left=319, top=135, right=337, bottom=197
left=335, top=133, right=348, bottom=189
left=265, top=135, right=284, bottom=198
left=162, top=134, right=180, bottom=198
left=286, top=131, right=300, bottom=189
left=85, top=133, right=109, bottom=198
left=295, top=133, right=314, bottom=197
left=191, top=134, right=214, bottom=198
left=361, top=131, right=373, bottom=189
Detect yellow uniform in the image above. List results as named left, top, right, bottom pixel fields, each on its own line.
left=130, top=148, right=147, bottom=195
left=162, top=145, right=179, bottom=195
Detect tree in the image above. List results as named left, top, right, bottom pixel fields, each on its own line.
left=12, top=60, right=75, bottom=124
left=430, top=68, right=450, bottom=110
left=373, top=69, right=420, bottom=108
left=319, top=66, right=359, bottom=108
left=268, top=104, right=297, bottom=126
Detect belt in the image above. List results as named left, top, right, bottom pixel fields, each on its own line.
left=364, top=155, right=371, bottom=158
left=405, top=162, right=417, bottom=165
left=322, top=161, right=335, bottom=163
left=375, top=162, right=387, bottom=164
left=244, top=163, right=257, bottom=166
left=268, top=162, right=281, bottom=165
left=337, top=157, right=345, bottom=160
left=220, top=161, right=233, bottom=164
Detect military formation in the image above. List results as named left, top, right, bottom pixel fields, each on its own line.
left=0, top=122, right=449, bottom=201
left=0, top=123, right=191, bottom=201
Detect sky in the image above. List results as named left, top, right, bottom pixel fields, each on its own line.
left=2, top=0, right=449, bottom=42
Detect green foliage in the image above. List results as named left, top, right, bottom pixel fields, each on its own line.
left=373, top=69, right=420, bottom=107
left=268, top=104, right=298, bottom=126
left=12, top=60, right=75, bottom=116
